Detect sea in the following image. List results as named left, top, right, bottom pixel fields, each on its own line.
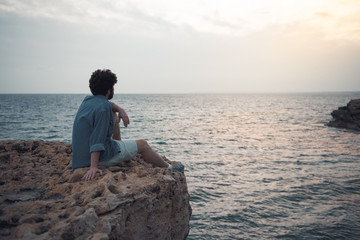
left=1, top=93, right=360, bottom=239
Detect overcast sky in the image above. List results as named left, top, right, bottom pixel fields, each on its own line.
left=0, top=0, right=359, bottom=93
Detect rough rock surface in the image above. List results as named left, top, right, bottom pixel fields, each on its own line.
left=0, top=140, right=191, bottom=240
left=327, top=99, right=360, bottom=131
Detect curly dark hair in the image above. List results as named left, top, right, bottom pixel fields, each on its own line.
left=89, top=69, right=117, bottom=96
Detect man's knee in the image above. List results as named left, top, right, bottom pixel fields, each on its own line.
left=136, top=139, right=150, bottom=153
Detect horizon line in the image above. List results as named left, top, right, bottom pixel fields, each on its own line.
left=1, top=91, right=360, bottom=95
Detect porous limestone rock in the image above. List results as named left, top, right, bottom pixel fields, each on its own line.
left=327, top=99, right=360, bottom=131
left=0, top=140, right=191, bottom=240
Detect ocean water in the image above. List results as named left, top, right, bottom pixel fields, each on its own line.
left=1, top=93, right=360, bottom=239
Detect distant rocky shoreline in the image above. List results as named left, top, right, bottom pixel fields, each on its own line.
left=327, top=99, right=360, bottom=131
left=0, top=140, right=191, bottom=239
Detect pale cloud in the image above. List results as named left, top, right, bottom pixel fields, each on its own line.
left=306, top=1, right=360, bottom=43
left=0, top=1, right=150, bottom=28
left=0, top=0, right=76, bottom=20
left=315, top=12, right=332, bottom=18
left=1, top=0, right=359, bottom=41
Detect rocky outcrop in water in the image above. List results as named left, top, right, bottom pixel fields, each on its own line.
left=0, top=140, right=191, bottom=240
left=327, top=99, right=360, bottom=131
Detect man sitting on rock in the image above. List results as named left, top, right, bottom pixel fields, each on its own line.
left=72, top=69, right=184, bottom=181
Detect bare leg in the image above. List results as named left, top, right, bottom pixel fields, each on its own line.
left=112, top=112, right=121, bottom=140
left=136, top=139, right=169, bottom=168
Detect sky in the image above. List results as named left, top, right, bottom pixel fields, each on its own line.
left=0, top=0, right=359, bottom=94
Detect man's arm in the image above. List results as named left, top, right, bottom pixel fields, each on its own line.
left=83, top=151, right=103, bottom=181
left=112, top=104, right=130, bottom=127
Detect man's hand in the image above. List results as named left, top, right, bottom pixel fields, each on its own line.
left=118, top=108, right=129, bottom=127
left=112, top=104, right=130, bottom=127
left=83, top=167, right=103, bottom=181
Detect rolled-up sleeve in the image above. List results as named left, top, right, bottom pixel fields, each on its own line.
left=89, top=109, right=110, bottom=153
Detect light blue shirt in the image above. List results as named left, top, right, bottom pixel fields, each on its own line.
left=72, top=95, right=120, bottom=169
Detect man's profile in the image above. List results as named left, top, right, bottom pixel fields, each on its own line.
left=72, top=69, right=183, bottom=181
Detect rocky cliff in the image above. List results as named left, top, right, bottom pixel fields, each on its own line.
left=327, top=99, right=360, bottom=131
left=0, top=140, right=191, bottom=240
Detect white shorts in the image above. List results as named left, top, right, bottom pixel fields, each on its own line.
left=99, top=140, right=138, bottom=167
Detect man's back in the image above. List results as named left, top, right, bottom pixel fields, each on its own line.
left=72, top=95, right=119, bottom=169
